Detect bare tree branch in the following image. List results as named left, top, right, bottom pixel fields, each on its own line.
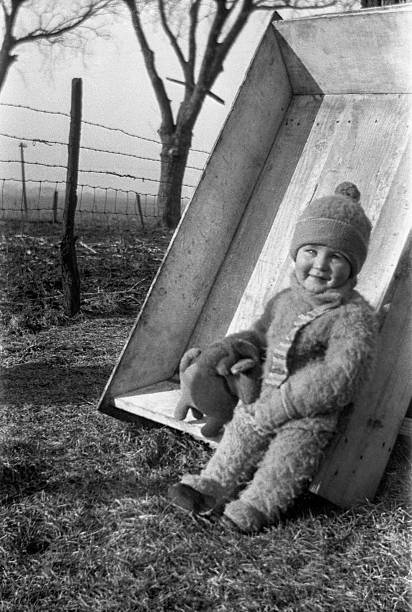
left=195, top=0, right=230, bottom=92
left=1, top=2, right=8, bottom=23
left=123, top=0, right=175, bottom=136
left=0, top=0, right=119, bottom=93
left=1, top=1, right=115, bottom=47
left=13, top=1, right=115, bottom=46
left=157, top=0, right=188, bottom=76
left=187, top=0, right=202, bottom=85
left=214, top=0, right=254, bottom=62
left=118, top=0, right=350, bottom=226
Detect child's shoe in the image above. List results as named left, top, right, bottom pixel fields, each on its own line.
left=223, top=499, right=269, bottom=534
left=167, top=483, right=218, bottom=515
left=218, top=514, right=248, bottom=534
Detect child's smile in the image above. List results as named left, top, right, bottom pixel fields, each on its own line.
left=295, top=244, right=352, bottom=292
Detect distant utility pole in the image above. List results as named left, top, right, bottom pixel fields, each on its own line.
left=19, top=142, right=28, bottom=218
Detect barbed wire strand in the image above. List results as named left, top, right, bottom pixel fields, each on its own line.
left=0, top=102, right=210, bottom=155
left=0, top=176, right=191, bottom=199
left=0, top=160, right=197, bottom=188
left=0, top=132, right=205, bottom=172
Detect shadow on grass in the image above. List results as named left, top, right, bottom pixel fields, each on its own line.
left=0, top=431, right=157, bottom=507
left=2, top=359, right=410, bottom=521
left=1, top=361, right=112, bottom=406
left=1, top=359, right=155, bottom=505
left=0, top=359, right=189, bottom=508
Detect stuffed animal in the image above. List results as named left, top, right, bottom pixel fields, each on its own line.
left=174, top=339, right=263, bottom=438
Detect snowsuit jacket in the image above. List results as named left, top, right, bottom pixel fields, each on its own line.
left=222, top=274, right=378, bottom=435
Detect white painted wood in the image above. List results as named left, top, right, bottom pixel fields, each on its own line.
left=189, top=94, right=323, bottom=348
left=115, top=387, right=221, bottom=447
left=115, top=383, right=411, bottom=449
left=98, top=25, right=291, bottom=409
left=273, top=6, right=412, bottom=94
left=191, top=94, right=412, bottom=346
left=115, top=389, right=412, bottom=447
left=227, top=95, right=411, bottom=335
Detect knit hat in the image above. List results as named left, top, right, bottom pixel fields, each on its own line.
left=289, top=182, right=372, bottom=276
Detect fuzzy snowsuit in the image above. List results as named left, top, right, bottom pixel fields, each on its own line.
left=180, top=274, right=377, bottom=531
left=170, top=182, right=379, bottom=533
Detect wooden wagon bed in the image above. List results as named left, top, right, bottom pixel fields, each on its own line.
left=99, top=6, right=412, bottom=507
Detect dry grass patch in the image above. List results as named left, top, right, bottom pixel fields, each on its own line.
left=0, top=220, right=410, bottom=611
left=1, top=401, right=409, bottom=611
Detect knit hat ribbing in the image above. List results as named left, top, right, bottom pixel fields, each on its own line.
left=289, top=182, right=372, bottom=276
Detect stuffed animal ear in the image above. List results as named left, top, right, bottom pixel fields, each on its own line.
left=215, top=358, right=231, bottom=376
left=232, top=338, right=260, bottom=361
left=230, top=357, right=256, bottom=375
left=179, top=347, right=202, bottom=374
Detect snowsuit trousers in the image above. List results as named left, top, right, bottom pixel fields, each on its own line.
left=183, top=403, right=337, bottom=528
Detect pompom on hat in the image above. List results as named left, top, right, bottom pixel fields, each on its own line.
left=289, top=182, right=372, bottom=276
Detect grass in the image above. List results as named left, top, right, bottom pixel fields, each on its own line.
left=0, top=220, right=410, bottom=611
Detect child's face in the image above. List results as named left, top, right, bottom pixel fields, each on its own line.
left=295, top=244, right=352, bottom=292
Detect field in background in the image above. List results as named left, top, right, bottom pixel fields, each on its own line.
left=0, top=101, right=205, bottom=229
left=0, top=220, right=410, bottom=611
left=0, top=182, right=168, bottom=227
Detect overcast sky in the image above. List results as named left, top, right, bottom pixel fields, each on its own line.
left=0, top=3, right=357, bottom=202
left=0, top=9, right=270, bottom=199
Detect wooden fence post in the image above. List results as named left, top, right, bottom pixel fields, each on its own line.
left=19, top=142, right=28, bottom=219
left=135, top=192, right=145, bottom=231
left=52, top=189, right=58, bottom=223
left=61, top=78, right=82, bottom=317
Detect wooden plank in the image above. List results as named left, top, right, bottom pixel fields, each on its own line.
left=273, top=7, right=412, bottom=94
left=311, top=242, right=412, bottom=506
left=98, top=26, right=291, bottom=410
left=114, top=386, right=221, bottom=447
left=189, top=94, right=323, bottom=348
left=227, top=94, right=411, bottom=334
left=114, top=388, right=411, bottom=450
left=356, top=139, right=412, bottom=308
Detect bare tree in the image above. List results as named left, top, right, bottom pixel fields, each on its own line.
left=0, top=0, right=116, bottom=93
left=122, top=0, right=339, bottom=228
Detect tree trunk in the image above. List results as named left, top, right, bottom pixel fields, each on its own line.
left=158, top=128, right=192, bottom=229
left=0, top=37, right=16, bottom=93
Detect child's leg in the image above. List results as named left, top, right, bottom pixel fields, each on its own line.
left=224, top=418, right=336, bottom=532
left=181, top=403, right=269, bottom=502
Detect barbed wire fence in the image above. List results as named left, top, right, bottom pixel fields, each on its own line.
left=0, top=101, right=209, bottom=229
